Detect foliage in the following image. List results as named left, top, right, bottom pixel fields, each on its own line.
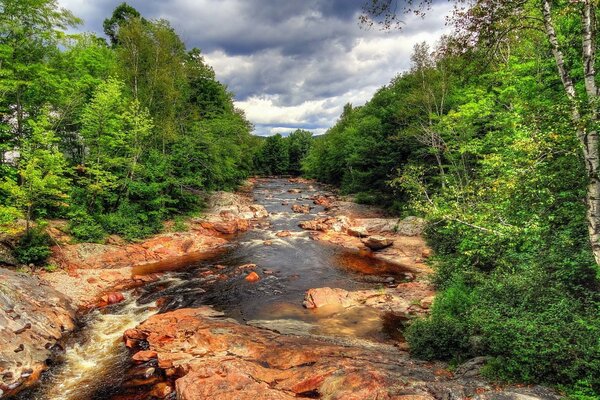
left=14, top=225, right=52, bottom=265
left=253, top=130, right=313, bottom=176
left=0, top=1, right=255, bottom=249
left=306, top=28, right=600, bottom=395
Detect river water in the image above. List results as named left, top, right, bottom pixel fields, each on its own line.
left=18, top=179, right=409, bottom=400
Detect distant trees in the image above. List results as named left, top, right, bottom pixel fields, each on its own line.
left=253, top=130, right=313, bottom=176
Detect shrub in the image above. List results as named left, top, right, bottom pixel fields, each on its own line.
left=14, top=226, right=52, bottom=265
left=68, top=208, right=106, bottom=242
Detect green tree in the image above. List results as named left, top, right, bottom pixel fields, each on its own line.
left=287, top=129, right=313, bottom=175
left=102, top=2, right=141, bottom=46
left=1, top=113, right=69, bottom=231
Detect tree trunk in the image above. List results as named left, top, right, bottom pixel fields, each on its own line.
left=542, top=0, right=600, bottom=265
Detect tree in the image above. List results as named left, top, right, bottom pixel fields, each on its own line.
left=287, top=129, right=313, bottom=175
left=0, top=0, right=79, bottom=166
left=102, top=2, right=141, bottom=46
left=0, top=113, right=69, bottom=231
left=361, top=0, right=600, bottom=266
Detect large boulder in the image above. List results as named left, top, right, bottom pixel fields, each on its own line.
left=0, top=268, right=77, bottom=397
left=0, top=242, right=17, bottom=266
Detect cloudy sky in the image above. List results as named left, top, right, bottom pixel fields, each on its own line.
left=57, top=0, right=451, bottom=136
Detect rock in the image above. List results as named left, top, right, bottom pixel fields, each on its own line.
left=249, top=204, right=269, bottom=219
left=419, top=295, right=435, bottom=309
left=276, top=231, right=292, bottom=238
left=298, top=219, right=328, bottom=231
left=288, top=188, right=302, bottom=194
left=101, top=291, right=125, bottom=305
left=0, top=268, right=76, bottom=397
left=347, top=226, right=369, bottom=238
left=237, top=263, right=257, bottom=270
left=50, top=232, right=227, bottom=270
left=454, top=357, right=490, bottom=379
left=312, top=196, right=331, bottom=209
left=396, top=216, right=427, bottom=236
left=291, top=204, right=310, bottom=214
left=123, top=308, right=560, bottom=400
left=362, top=235, right=394, bottom=250
left=263, top=240, right=273, bottom=246
left=0, top=242, right=17, bottom=266
left=213, top=219, right=250, bottom=234
left=245, top=271, right=260, bottom=282
left=132, top=350, right=159, bottom=362
left=303, top=287, right=353, bottom=309
left=353, top=218, right=399, bottom=233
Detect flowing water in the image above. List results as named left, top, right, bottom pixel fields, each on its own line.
left=17, top=179, right=410, bottom=400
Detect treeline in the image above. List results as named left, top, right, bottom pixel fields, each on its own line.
left=253, top=129, right=313, bottom=176
left=303, top=22, right=600, bottom=400
left=0, top=1, right=258, bottom=258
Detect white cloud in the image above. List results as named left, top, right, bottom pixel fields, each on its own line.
left=57, top=0, right=453, bottom=136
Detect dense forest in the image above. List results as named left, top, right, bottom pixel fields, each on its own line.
left=301, top=2, right=600, bottom=397
left=0, top=1, right=259, bottom=258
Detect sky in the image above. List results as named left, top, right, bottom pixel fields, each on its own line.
left=57, top=0, right=451, bottom=136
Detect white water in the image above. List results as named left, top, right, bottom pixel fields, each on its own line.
left=29, top=298, right=156, bottom=400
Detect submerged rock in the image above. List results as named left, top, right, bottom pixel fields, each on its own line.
left=0, top=268, right=76, bottom=397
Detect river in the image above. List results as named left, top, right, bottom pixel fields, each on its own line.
left=17, top=178, right=409, bottom=400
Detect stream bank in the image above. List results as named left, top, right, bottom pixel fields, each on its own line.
left=2, top=178, right=561, bottom=399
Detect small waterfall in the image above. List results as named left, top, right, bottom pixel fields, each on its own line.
left=27, top=298, right=156, bottom=400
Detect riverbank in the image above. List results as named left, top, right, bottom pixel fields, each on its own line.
left=1, top=178, right=562, bottom=399
left=0, top=182, right=269, bottom=397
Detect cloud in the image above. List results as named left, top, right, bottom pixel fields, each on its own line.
left=58, top=0, right=452, bottom=136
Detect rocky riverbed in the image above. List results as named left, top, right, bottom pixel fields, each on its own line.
left=1, top=178, right=562, bottom=399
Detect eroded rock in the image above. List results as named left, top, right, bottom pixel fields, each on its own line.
left=0, top=269, right=76, bottom=397
left=124, top=308, right=561, bottom=400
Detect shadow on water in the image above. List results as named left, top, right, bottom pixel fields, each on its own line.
left=16, top=178, right=413, bottom=400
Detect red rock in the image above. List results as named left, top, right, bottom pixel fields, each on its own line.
left=132, top=350, right=158, bottom=362
left=121, top=307, right=554, bottom=400
left=101, top=291, right=125, bottom=305
left=276, top=230, right=292, bottom=237
left=245, top=272, right=260, bottom=282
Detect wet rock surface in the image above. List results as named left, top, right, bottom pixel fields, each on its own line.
left=0, top=269, right=76, bottom=396
left=124, top=307, right=561, bottom=400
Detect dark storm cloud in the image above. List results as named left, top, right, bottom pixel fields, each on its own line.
left=58, top=0, right=451, bottom=135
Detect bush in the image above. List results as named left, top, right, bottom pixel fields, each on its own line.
left=406, top=279, right=476, bottom=361
left=407, top=266, right=600, bottom=395
left=100, top=202, right=163, bottom=240
left=68, top=208, right=106, bottom=242
left=14, top=226, right=52, bottom=265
